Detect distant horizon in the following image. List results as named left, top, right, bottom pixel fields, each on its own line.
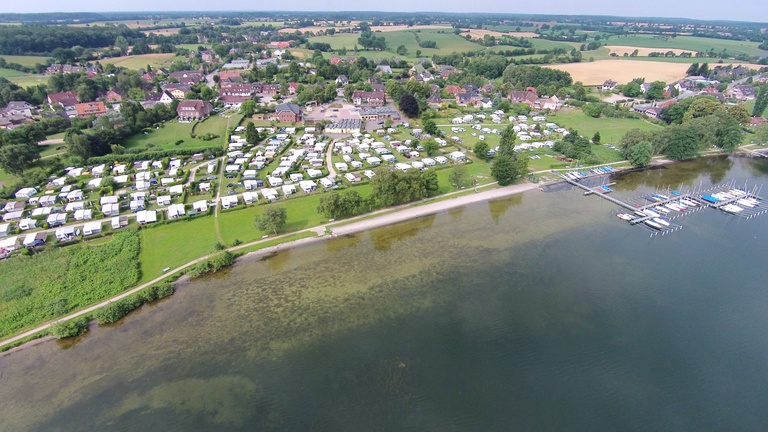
left=4, top=1, right=768, bottom=23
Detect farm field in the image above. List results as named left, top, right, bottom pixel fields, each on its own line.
left=138, top=216, right=217, bottom=282
left=142, top=28, right=182, bottom=36
left=0, top=55, right=50, bottom=67
left=601, top=35, right=767, bottom=57
left=547, top=109, right=664, bottom=144
left=310, top=29, right=485, bottom=56
left=545, top=59, right=690, bottom=85
left=99, top=53, right=178, bottom=70
left=604, top=45, right=698, bottom=56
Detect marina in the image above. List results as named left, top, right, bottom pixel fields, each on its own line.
left=560, top=172, right=765, bottom=236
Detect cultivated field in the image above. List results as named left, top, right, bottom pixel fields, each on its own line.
left=142, top=28, right=182, bottom=36
left=602, top=34, right=767, bottom=57
left=605, top=45, right=698, bottom=56
left=546, top=60, right=690, bottom=85
left=371, top=24, right=453, bottom=32
left=99, top=53, right=178, bottom=70
left=309, top=29, right=483, bottom=56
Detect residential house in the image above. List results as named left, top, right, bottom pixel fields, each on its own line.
left=599, top=80, right=618, bottom=91
left=269, top=41, right=292, bottom=49
left=273, top=103, right=302, bottom=123
left=3, top=101, right=34, bottom=117
left=47, top=91, right=79, bottom=110
left=75, top=101, right=107, bottom=118
left=217, top=69, right=245, bottom=83
left=104, top=89, right=126, bottom=102
left=177, top=99, right=213, bottom=122
left=169, top=70, right=204, bottom=85
left=427, top=93, right=443, bottom=108
left=727, top=85, right=757, bottom=100
left=335, top=75, right=349, bottom=86
left=162, top=83, right=191, bottom=99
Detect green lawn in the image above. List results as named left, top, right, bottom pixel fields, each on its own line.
left=6, top=74, right=48, bottom=88
left=99, top=53, right=178, bottom=71
left=602, top=34, right=767, bottom=57
left=0, top=68, right=27, bottom=78
left=138, top=216, right=218, bottom=282
left=0, top=55, right=50, bottom=67
left=124, top=115, right=234, bottom=150
left=547, top=109, right=664, bottom=144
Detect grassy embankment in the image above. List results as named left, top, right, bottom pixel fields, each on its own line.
left=0, top=230, right=141, bottom=339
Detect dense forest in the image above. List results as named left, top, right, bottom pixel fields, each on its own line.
left=0, top=25, right=144, bottom=55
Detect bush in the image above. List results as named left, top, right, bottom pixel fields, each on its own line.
left=50, top=316, right=89, bottom=339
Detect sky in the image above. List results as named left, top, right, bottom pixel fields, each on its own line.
left=5, top=0, right=768, bottom=23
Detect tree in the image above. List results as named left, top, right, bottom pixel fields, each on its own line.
left=683, top=97, right=725, bottom=121
left=498, top=125, right=517, bottom=156
left=423, top=119, right=437, bottom=136
left=625, top=141, right=653, bottom=167
left=753, top=87, right=768, bottom=117
left=448, top=164, right=469, bottom=188
left=473, top=141, right=489, bottom=160
left=592, top=131, right=601, bottom=145
left=663, top=125, right=700, bottom=160
left=727, top=104, right=751, bottom=125
left=241, top=99, right=256, bottom=117
left=491, top=155, right=528, bottom=186
left=0, top=143, right=40, bottom=175
left=245, top=121, right=260, bottom=145
left=254, top=207, right=288, bottom=235
left=422, top=138, right=439, bottom=156
left=754, top=123, right=768, bottom=144
left=420, top=169, right=439, bottom=195
left=714, top=114, right=743, bottom=152
left=621, top=81, right=642, bottom=97
left=399, top=93, right=420, bottom=118
left=645, top=81, right=667, bottom=100
left=371, top=168, right=427, bottom=206
left=396, top=45, right=408, bottom=56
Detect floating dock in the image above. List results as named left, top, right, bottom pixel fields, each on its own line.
left=561, top=173, right=764, bottom=237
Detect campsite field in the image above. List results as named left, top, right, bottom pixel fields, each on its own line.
left=545, top=60, right=690, bottom=85
left=99, top=53, right=178, bottom=71
left=547, top=109, right=664, bottom=144
left=601, top=34, right=767, bottom=57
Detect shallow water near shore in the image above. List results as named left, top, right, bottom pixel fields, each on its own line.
left=2, top=156, right=768, bottom=431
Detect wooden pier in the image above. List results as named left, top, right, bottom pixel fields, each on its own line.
left=561, top=176, right=637, bottom=211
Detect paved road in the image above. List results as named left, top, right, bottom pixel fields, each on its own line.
left=325, top=140, right=338, bottom=178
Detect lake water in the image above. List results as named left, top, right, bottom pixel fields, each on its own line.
left=2, top=156, right=768, bottom=431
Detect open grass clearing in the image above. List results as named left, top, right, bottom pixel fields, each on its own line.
left=99, top=53, right=178, bottom=71
left=124, top=114, right=235, bottom=151
left=0, top=68, right=27, bottom=78
left=547, top=109, right=663, bottom=144
left=545, top=60, right=690, bottom=85
left=6, top=74, right=48, bottom=87
left=138, top=216, right=218, bottom=283
left=0, top=55, right=50, bottom=67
